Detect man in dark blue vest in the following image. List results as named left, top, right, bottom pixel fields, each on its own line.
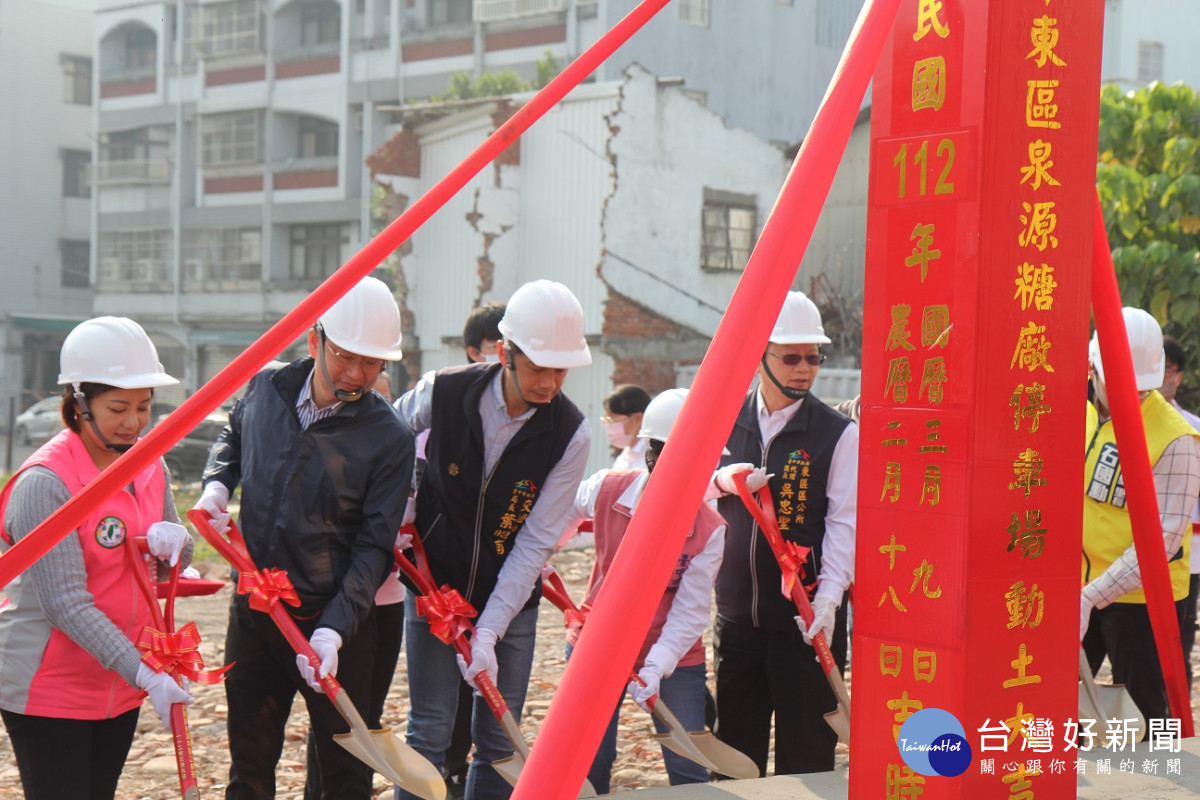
left=711, top=291, right=858, bottom=776
left=394, top=280, right=592, bottom=800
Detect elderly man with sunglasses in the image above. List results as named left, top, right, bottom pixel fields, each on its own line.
left=708, top=290, right=858, bottom=777
left=195, top=277, right=414, bottom=800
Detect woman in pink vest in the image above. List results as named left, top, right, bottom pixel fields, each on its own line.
left=561, top=388, right=727, bottom=792
left=0, top=317, right=195, bottom=799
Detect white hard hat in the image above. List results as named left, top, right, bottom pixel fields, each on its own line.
left=497, top=280, right=591, bottom=369
left=1089, top=307, right=1164, bottom=392
left=638, top=388, right=730, bottom=454
left=319, top=276, right=404, bottom=361
left=58, top=317, right=178, bottom=389
left=769, top=291, right=831, bottom=345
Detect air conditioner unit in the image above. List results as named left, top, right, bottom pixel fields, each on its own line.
left=134, top=258, right=160, bottom=282
left=100, top=257, right=123, bottom=283
left=185, top=258, right=207, bottom=282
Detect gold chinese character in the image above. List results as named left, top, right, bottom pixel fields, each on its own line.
left=1006, top=509, right=1046, bottom=558
left=880, top=644, right=904, bottom=677
left=1005, top=580, right=1045, bottom=629
left=920, top=305, right=951, bottom=348
left=904, top=223, right=942, bottom=282
left=881, top=461, right=902, bottom=503
left=885, top=357, right=912, bottom=403
left=1010, top=320, right=1056, bottom=373
left=1002, top=643, right=1043, bottom=689
left=1014, top=261, right=1057, bottom=311
left=1005, top=702, right=1035, bottom=747
left=919, top=358, right=947, bottom=405
left=1008, top=448, right=1047, bottom=497
left=1002, top=763, right=1037, bottom=800
left=1027, top=16, right=1067, bottom=68
left=1025, top=80, right=1062, bottom=129
left=918, top=419, right=947, bottom=454
left=912, top=56, right=946, bottom=111
left=1019, top=139, right=1061, bottom=191
left=910, top=559, right=943, bottom=599
left=885, top=763, right=927, bottom=799
left=920, top=465, right=941, bottom=506
left=913, top=0, right=950, bottom=41
left=887, top=304, right=917, bottom=351
left=1010, top=382, right=1051, bottom=432
left=889, top=691, right=924, bottom=742
left=1018, top=201, right=1059, bottom=250
left=913, top=648, right=937, bottom=683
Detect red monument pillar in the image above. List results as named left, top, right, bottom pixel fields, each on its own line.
left=852, top=1, right=1105, bottom=797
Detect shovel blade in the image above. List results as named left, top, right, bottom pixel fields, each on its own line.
left=492, top=753, right=596, bottom=798
left=333, top=727, right=446, bottom=800
left=824, top=706, right=851, bottom=744
left=652, top=729, right=760, bottom=780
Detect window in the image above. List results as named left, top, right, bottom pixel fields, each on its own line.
left=429, top=0, right=471, bottom=26
left=299, top=118, right=338, bottom=159
left=677, top=0, right=709, bottom=27
left=61, top=55, right=91, bottom=105
left=125, top=27, right=157, bottom=70
left=61, top=149, right=90, bottom=198
left=1138, top=40, right=1164, bottom=84
left=290, top=224, right=349, bottom=280
left=183, top=227, right=262, bottom=281
left=301, top=1, right=340, bottom=46
left=200, top=111, right=263, bottom=166
left=700, top=189, right=757, bottom=272
left=60, top=240, right=90, bottom=288
left=202, top=0, right=264, bottom=56
left=97, top=230, right=171, bottom=283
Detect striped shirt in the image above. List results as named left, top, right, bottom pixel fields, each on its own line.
left=296, top=368, right=344, bottom=430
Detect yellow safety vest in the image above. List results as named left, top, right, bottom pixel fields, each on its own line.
left=1083, top=391, right=1198, bottom=603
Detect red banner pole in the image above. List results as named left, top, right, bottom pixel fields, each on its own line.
left=0, top=0, right=671, bottom=591
left=1090, top=191, right=1194, bottom=736
left=509, top=1, right=903, bottom=797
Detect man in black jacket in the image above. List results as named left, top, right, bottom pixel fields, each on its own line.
left=394, top=280, right=591, bottom=800
left=711, top=291, right=858, bottom=776
left=196, top=276, right=414, bottom=800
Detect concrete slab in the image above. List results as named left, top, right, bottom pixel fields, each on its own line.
left=618, top=738, right=1200, bottom=799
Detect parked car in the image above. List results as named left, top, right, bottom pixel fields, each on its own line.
left=160, top=410, right=228, bottom=485
left=13, top=396, right=64, bottom=445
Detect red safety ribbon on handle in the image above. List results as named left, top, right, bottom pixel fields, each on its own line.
left=136, top=622, right=232, bottom=685
left=394, top=528, right=478, bottom=646
left=237, top=569, right=302, bottom=614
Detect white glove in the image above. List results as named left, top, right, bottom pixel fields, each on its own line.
left=194, top=482, right=231, bottom=536
left=457, top=627, right=498, bottom=691
left=800, top=594, right=838, bottom=647
left=145, top=521, right=190, bottom=567
left=181, top=566, right=201, bottom=579
left=1080, top=593, right=1094, bottom=642
left=628, top=667, right=661, bottom=713
left=296, top=627, right=342, bottom=693
left=136, top=662, right=194, bottom=730
left=714, top=463, right=771, bottom=495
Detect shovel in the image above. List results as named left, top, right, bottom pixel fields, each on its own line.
left=540, top=565, right=759, bottom=778
left=1079, top=648, right=1146, bottom=742
left=393, top=545, right=595, bottom=798
left=730, top=473, right=852, bottom=743
left=187, top=510, right=445, bottom=800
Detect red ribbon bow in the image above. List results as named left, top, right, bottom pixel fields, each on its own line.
left=563, top=605, right=588, bottom=630
left=137, top=622, right=232, bottom=685
left=777, top=540, right=812, bottom=599
left=416, top=586, right=477, bottom=645
left=237, top=568, right=301, bottom=613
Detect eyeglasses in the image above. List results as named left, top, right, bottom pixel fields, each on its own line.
left=599, top=414, right=629, bottom=426
left=765, top=352, right=826, bottom=367
left=325, top=342, right=384, bottom=372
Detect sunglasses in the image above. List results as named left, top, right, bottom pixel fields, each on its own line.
left=765, top=352, right=826, bottom=367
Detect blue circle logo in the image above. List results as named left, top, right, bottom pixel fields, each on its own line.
left=897, top=708, right=973, bottom=777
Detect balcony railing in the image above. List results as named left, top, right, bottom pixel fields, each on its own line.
left=474, top=0, right=565, bottom=23
left=91, top=159, right=171, bottom=186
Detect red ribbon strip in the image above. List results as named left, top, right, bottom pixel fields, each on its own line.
left=777, top=540, right=812, bottom=599
left=137, top=621, right=232, bottom=685
left=237, top=568, right=301, bottom=613
left=415, top=586, right=477, bottom=645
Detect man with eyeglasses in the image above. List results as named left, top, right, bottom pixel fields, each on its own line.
left=708, top=290, right=858, bottom=777
left=394, top=279, right=591, bottom=800
left=194, top=276, right=414, bottom=800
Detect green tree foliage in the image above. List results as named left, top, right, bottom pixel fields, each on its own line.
left=1097, top=82, right=1200, bottom=405
left=431, top=50, right=561, bottom=101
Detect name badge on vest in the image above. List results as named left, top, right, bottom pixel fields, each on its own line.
left=95, top=516, right=128, bottom=548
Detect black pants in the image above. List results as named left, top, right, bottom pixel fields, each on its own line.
left=712, top=606, right=848, bottom=776
left=1, top=706, right=139, bottom=800
left=1181, top=573, right=1199, bottom=690
left=1084, top=599, right=1188, bottom=729
left=304, top=601, right=405, bottom=800
left=224, top=595, right=377, bottom=800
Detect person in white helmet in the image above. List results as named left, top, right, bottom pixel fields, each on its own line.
left=394, top=279, right=592, bottom=800
left=194, top=276, right=414, bottom=800
left=1082, top=308, right=1200, bottom=728
left=0, top=316, right=194, bottom=799
left=560, top=388, right=728, bottom=791
left=708, top=290, right=858, bottom=776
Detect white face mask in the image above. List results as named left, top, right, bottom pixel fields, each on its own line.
left=483, top=353, right=500, bottom=364
left=605, top=420, right=635, bottom=449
